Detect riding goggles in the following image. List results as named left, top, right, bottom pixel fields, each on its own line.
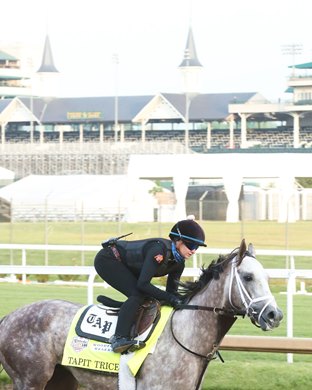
left=182, top=240, right=199, bottom=251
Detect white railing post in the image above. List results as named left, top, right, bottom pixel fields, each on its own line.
left=290, top=255, right=296, bottom=293
left=287, top=270, right=295, bottom=363
left=22, top=248, right=26, bottom=285
left=87, top=269, right=97, bottom=305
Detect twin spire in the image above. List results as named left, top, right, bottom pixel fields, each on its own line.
left=36, top=26, right=201, bottom=93
left=179, top=26, right=202, bottom=69
left=37, top=35, right=58, bottom=73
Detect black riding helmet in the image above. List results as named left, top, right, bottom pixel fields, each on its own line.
left=169, top=219, right=206, bottom=249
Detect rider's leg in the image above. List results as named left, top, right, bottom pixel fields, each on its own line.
left=94, top=249, right=146, bottom=353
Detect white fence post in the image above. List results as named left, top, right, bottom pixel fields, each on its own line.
left=287, top=270, right=295, bottom=364
left=87, top=269, right=97, bottom=305
left=22, top=249, right=26, bottom=285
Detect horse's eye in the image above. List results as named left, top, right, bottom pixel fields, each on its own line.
left=243, top=273, right=253, bottom=282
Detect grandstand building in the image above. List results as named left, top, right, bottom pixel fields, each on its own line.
left=0, top=49, right=30, bottom=98
left=1, top=27, right=312, bottom=222
left=1, top=27, right=312, bottom=179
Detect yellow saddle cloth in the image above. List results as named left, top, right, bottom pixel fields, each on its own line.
left=62, top=305, right=172, bottom=376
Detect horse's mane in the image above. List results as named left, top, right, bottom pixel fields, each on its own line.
left=179, top=248, right=239, bottom=300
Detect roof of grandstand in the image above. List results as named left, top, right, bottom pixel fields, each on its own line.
left=9, top=92, right=258, bottom=125
left=0, top=99, right=11, bottom=112
left=0, top=50, right=18, bottom=61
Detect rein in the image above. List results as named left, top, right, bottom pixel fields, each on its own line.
left=169, top=302, right=243, bottom=390
left=169, top=306, right=228, bottom=390
left=170, top=303, right=245, bottom=359
left=174, top=303, right=244, bottom=317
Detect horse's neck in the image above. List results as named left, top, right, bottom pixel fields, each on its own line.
left=185, top=276, right=235, bottom=347
left=191, top=276, right=226, bottom=308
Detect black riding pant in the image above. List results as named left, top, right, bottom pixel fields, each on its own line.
left=94, top=248, right=145, bottom=337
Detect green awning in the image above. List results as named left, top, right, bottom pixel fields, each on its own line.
left=288, top=62, right=312, bottom=69
left=0, top=50, right=18, bottom=61
left=0, top=75, right=27, bottom=80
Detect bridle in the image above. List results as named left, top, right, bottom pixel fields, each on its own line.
left=228, top=253, right=275, bottom=327
left=170, top=250, right=275, bottom=390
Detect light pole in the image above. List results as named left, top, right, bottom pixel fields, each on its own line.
left=185, top=91, right=190, bottom=151
left=178, top=25, right=203, bottom=152
left=281, top=43, right=303, bottom=76
left=182, top=48, right=191, bottom=151
left=112, top=53, right=119, bottom=143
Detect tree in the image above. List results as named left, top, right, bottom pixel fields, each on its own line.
left=296, top=177, right=312, bottom=188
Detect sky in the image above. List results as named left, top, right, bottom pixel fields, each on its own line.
left=1, top=0, right=312, bottom=100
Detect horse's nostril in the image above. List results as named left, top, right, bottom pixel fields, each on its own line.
left=267, top=311, right=275, bottom=320
left=267, top=309, right=283, bottom=323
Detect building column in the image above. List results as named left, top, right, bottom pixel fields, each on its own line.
left=39, top=125, right=44, bottom=144
left=223, top=175, right=242, bottom=222
left=238, top=113, right=250, bottom=148
left=290, top=112, right=300, bottom=148
left=59, top=127, right=63, bottom=147
left=141, top=119, right=147, bottom=142
left=79, top=124, right=84, bottom=144
left=120, top=124, right=125, bottom=142
left=206, top=121, right=211, bottom=149
left=173, top=173, right=189, bottom=220
left=99, top=123, right=104, bottom=143
left=228, top=115, right=235, bottom=149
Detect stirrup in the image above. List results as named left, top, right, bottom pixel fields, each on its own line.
left=128, top=340, right=146, bottom=352
left=111, top=336, right=137, bottom=354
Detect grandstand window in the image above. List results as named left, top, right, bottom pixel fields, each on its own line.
left=298, top=92, right=312, bottom=101
left=151, top=123, right=176, bottom=131
left=123, top=123, right=133, bottom=131
left=43, top=125, right=54, bottom=132
left=173, top=122, right=193, bottom=130
left=193, top=123, right=206, bottom=130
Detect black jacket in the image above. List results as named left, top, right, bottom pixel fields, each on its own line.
left=116, top=238, right=184, bottom=300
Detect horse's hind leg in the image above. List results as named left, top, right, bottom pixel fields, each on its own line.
left=45, top=365, right=78, bottom=390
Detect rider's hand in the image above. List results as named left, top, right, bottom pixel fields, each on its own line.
left=168, top=294, right=183, bottom=308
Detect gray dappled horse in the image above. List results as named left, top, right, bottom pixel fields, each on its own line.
left=0, top=240, right=283, bottom=390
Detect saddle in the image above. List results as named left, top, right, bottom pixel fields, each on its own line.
left=96, top=295, right=161, bottom=338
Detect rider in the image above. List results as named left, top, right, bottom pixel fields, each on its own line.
left=94, top=218, right=206, bottom=354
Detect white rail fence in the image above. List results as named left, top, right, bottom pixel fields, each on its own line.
left=0, top=244, right=312, bottom=363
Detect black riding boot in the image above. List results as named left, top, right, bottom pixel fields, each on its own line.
left=111, top=296, right=146, bottom=353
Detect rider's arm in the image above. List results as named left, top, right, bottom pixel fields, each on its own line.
left=166, top=265, right=184, bottom=294
left=136, top=243, right=175, bottom=302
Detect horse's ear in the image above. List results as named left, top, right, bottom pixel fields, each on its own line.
left=237, top=239, right=246, bottom=264
left=248, top=243, right=256, bottom=257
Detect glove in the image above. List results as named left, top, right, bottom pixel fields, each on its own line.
left=168, top=294, right=183, bottom=308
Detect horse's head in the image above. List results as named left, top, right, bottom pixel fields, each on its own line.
left=225, top=239, right=283, bottom=331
